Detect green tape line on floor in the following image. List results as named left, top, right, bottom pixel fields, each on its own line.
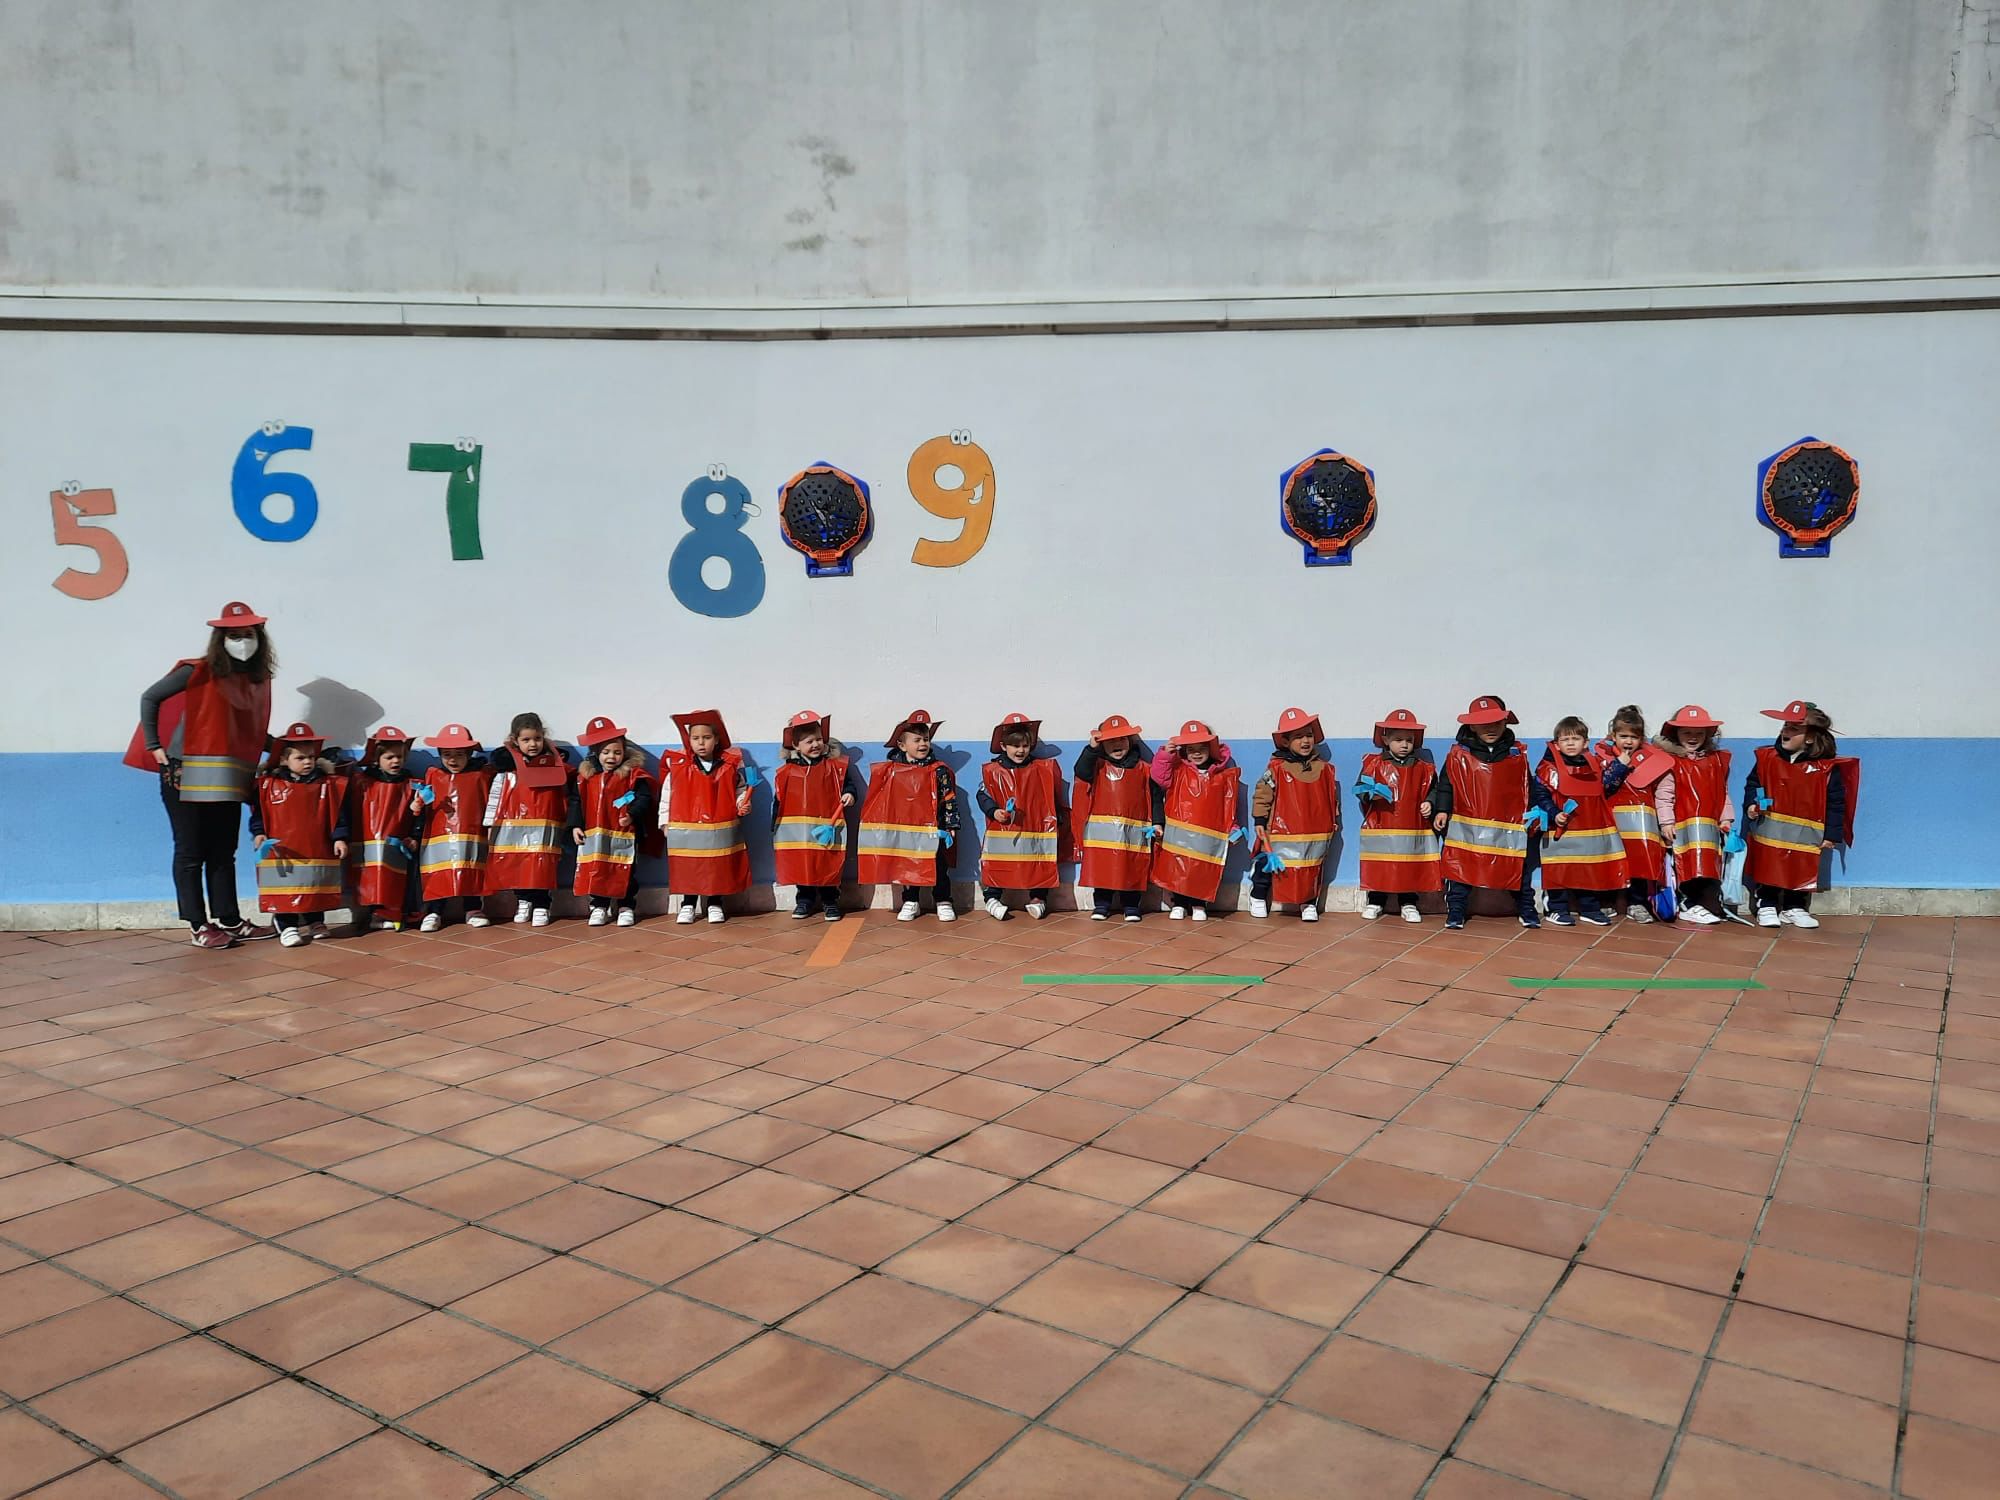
left=1023, top=974, right=1266, bottom=986
left=1507, top=977, right=1767, bottom=989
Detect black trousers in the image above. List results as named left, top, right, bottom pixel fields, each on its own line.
left=898, top=851, right=954, bottom=905
left=1444, top=879, right=1536, bottom=923
left=1092, top=887, right=1145, bottom=915
left=1754, top=885, right=1812, bottom=912
left=1366, top=890, right=1419, bottom=907
left=160, top=778, right=243, bottom=929
left=794, top=885, right=842, bottom=910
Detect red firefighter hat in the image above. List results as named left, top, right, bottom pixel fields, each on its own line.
left=1623, top=742, right=1675, bottom=790
left=363, top=724, right=413, bottom=759
left=990, top=712, right=1042, bottom=753
left=886, top=709, right=940, bottom=748
left=1667, top=704, right=1723, bottom=730
left=1373, top=708, right=1427, bottom=748
left=673, top=710, right=731, bottom=754
left=423, top=723, right=481, bottom=750
left=1270, top=706, right=1323, bottom=747
left=206, top=600, right=267, bottom=628
left=1168, top=719, right=1218, bottom=749
left=1457, top=696, right=1514, bottom=727
left=579, top=715, right=628, bottom=747
left=1761, top=699, right=1816, bottom=724
left=783, top=710, right=830, bottom=748
left=1095, top=714, right=1143, bottom=740
left=274, top=721, right=323, bottom=748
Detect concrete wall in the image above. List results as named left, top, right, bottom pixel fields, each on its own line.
left=4, top=0, right=1996, bottom=305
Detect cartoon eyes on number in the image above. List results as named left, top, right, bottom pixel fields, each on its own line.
left=453, top=437, right=477, bottom=453
left=949, top=429, right=972, bottom=446
left=60, top=480, right=81, bottom=496
left=261, top=421, right=286, bottom=437
left=706, top=463, right=729, bottom=481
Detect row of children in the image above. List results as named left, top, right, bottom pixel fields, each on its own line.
left=242, top=696, right=1856, bottom=946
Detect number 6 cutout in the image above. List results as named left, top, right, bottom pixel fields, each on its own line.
left=908, top=432, right=995, bottom=568
left=50, top=484, right=130, bottom=599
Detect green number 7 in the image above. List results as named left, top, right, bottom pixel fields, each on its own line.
left=408, top=440, right=484, bottom=560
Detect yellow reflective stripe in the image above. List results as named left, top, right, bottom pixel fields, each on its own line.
left=1448, top=813, right=1524, bottom=831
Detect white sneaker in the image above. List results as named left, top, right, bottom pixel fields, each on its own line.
left=1091, top=909, right=1109, bottom=922
left=464, top=911, right=490, bottom=929
left=937, top=902, right=957, bottom=922
left=1160, top=898, right=1174, bottom=914
left=588, top=907, right=609, bottom=927
left=1123, top=911, right=1142, bottom=923
left=897, top=900, right=920, bottom=922
left=419, top=912, right=443, bottom=933
left=1170, top=905, right=1188, bottom=920
left=371, top=915, right=403, bottom=932
left=279, top=926, right=307, bottom=948
left=513, top=903, right=532, bottom=924
left=707, top=903, right=726, bottom=924
left=1401, top=904, right=1423, bottom=923
left=1679, top=904, right=1720, bottom=926
left=1249, top=898, right=1270, bottom=919
left=985, top=897, right=1011, bottom=921
left=1026, top=899, right=1047, bottom=920
left=1626, top=904, right=1653, bottom=924
left=1191, top=907, right=1209, bottom=922
left=1757, top=906, right=1781, bottom=928
left=616, top=907, right=636, bottom=927
left=304, top=920, right=331, bottom=940
left=1780, top=908, right=1820, bottom=929
left=676, top=902, right=699, bottom=924
left=530, top=908, right=551, bottom=928
left=1301, top=904, right=1319, bottom=922
left=1361, top=903, right=1384, bottom=920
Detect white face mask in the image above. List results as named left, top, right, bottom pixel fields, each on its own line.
left=223, top=636, right=259, bottom=662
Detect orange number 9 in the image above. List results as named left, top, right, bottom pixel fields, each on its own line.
left=907, top=433, right=994, bottom=568
left=50, top=486, right=130, bottom=600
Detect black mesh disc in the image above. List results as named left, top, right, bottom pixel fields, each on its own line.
left=1764, top=444, right=1857, bottom=535
left=1285, top=456, right=1373, bottom=547
left=782, top=469, right=867, bottom=556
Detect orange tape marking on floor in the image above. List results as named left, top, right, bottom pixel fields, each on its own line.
left=806, top=914, right=866, bottom=967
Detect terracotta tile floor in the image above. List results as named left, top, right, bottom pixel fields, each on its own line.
left=1, top=911, right=1996, bottom=1498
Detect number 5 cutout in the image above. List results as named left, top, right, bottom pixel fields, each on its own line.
left=908, top=432, right=995, bottom=568
left=50, top=485, right=130, bottom=600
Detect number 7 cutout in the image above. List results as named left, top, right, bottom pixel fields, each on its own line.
left=50, top=484, right=130, bottom=599
left=908, top=432, right=994, bottom=568
left=408, top=439, right=483, bottom=560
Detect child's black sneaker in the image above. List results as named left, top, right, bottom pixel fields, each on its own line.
left=1444, top=915, right=1466, bottom=930
left=791, top=899, right=814, bottom=920
left=1519, top=913, right=1542, bottom=930
left=1578, top=909, right=1612, bottom=926
left=1546, top=910, right=1576, bottom=927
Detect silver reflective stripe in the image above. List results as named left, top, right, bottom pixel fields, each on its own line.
left=666, top=822, right=743, bottom=852
left=179, top=755, right=251, bottom=802
left=420, top=836, right=485, bottom=873
left=1083, top=817, right=1150, bottom=851
left=360, top=840, right=409, bottom=869
left=775, top=817, right=843, bottom=850
left=859, top=824, right=941, bottom=855
left=493, top=821, right=560, bottom=852
left=578, top=830, right=636, bottom=862
left=1675, top=817, right=1720, bottom=853
left=984, top=830, right=1057, bottom=860
left=1753, top=812, right=1824, bottom=853
left=258, top=858, right=341, bottom=894
left=1542, top=829, right=1626, bottom=863
left=1163, top=820, right=1228, bottom=864
left=1613, top=805, right=1662, bottom=841
left=1270, top=836, right=1333, bottom=866
left=1360, top=829, right=1437, bottom=858
left=1445, top=817, right=1528, bottom=854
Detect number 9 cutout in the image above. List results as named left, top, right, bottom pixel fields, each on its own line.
left=908, top=432, right=995, bottom=568
left=669, top=469, right=766, bottom=618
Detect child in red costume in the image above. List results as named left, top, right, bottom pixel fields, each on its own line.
left=1744, top=700, right=1858, bottom=930
left=979, top=713, right=1062, bottom=921
left=249, top=722, right=347, bottom=948
left=416, top=723, right=493, bottom=932
left=573, top=716, right=656, bottom=928
left=858, top=710, right=961, bottom=922
left=483, top=711, right=571, bottom=927
left=1249, top=708, right=1338, bottom=922
left=1355, top=708, right=1439, bottom=923
left=658, top=711, right=751, bottom=925
left=1652, top=705, right=1736, bottom=925
left=1428, top=696, right=1558, bottom=930
left=1536, top=716, right=1627, bottom=927
left=1596, top=706, right=1666, bottom=923
left=1150, top=720, right=1240, bottom=921
left=773, top=711, right=859, bottom=921
left=348, top=726, right=423, bottom=932
left=1072, top=715, right=1160, bottom=922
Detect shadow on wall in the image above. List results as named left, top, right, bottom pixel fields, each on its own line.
left=295, top=679, right=385, bottom=755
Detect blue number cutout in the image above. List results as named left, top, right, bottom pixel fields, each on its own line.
left=668, top=467, right=766, bottom=618
left=231, top=422, right=319, bottom=542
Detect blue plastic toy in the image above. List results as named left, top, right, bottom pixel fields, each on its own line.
left=1354, top=775, right=1395, bottom=802
left=1227, top=826, right=1247, bottom=844
left=260, top=842, right=286, bottom=861
left=415, top=783, right=436, bottom=804
left=613, top=791, right=636, bottom=809
left=939, top=829, right=954, bottom=848
left=1251, top=849, right=1288, bottom=874
left=809, top=823, right=841, bottom=846
left=1005, top=798, right=1016, bottom=817
left=1524, top=806, right=1551, bottom=834
left=739, top=761, right=766, bottom=789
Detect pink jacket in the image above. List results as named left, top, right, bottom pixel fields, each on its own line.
left=1653, top=757, right=1737, bottom=829
left=1150, top=741, right=1234, bottom=789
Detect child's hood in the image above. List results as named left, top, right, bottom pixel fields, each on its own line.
left=1650, top=732, right=1711, bottom=759
left=1453, top=725, right=1519, bottom=762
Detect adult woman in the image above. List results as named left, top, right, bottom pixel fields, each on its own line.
left=133, top=601, right=279, bottom=948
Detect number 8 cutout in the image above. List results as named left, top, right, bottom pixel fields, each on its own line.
left=908, top=431, right=994, bottom=568
left=669, top=467, right=766, bottom=618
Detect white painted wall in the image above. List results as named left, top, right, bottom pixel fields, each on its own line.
left=3, top=0, right=1995, bottom=304
left=4, top=308, right=1996, bottom=751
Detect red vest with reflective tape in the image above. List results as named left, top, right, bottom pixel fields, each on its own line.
left=1439, top=744, right=1531, bottom=888
left=1073, top=759, right=1154, bottom=891
left=981, top=758, right=1060, bottom=890
left=1357, top=752, right=1440, bottom=893
left=1667, top=751, right=1732, bottom=883
left=1265, top=759, right=1339, bottom=903
left=485, top=753, right=570, bottom=894
left=774, top=756, right=849, bottom=887
left=1537, top=749, right=1629, bottom=892
left=1745, top=746, right=1860, bottom=892
left=254, top=772, right=345, bottom=914
left=1151, top=759, right=1240, bottom=903
left=662, top=750, right=749, bottom=895
left=350, top=774, right=419, bottom=909
left=1596, top=739, right=1665, bottom=884
left=575, top=764, right=653, bottom=898
left=417, top=766, right=493, bottom=899
left=858, top=760, right=943, bottom=886
left=151, top=660, right=272, bottom=802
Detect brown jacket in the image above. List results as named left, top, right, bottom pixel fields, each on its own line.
left=1253, top=753, right=1332, bottom=823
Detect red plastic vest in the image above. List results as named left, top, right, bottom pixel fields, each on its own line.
left=1357, top=752, right=1441, bottom=894
left=575, top=764, right=654, bottom=899
left=858, top=760, right=943, bottom=887
left=774, top=756, right=850, bottom=888
left=253, top=773, right=346, bottom=914
left=1537, top=749, right=1629, bottom=892
left=1667, top=751, right=1733, bottom=883
left=350, top=774, right=419, bottom=910
left=1438, top=744, right=1532, bottom=888
left=484, top=753, right=570, bottom=894
left=1264, top=760, right=1339, bottom=904
left=981, top=758, right=1061, bottom=891
left=1073, top=759, right=1154, bottom=892
left=1597, top=739, right=1666, bottom=885
left=662, top=749, right=750, bottom=896
left=416, top=766, right=494, bottom=900
left=1151, top=759, right=1240, bottom=903
left=1745, top=745, right=1860, bottom=892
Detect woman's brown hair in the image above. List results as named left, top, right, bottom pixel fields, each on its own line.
left=203, top=625, right=276, bottom=682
